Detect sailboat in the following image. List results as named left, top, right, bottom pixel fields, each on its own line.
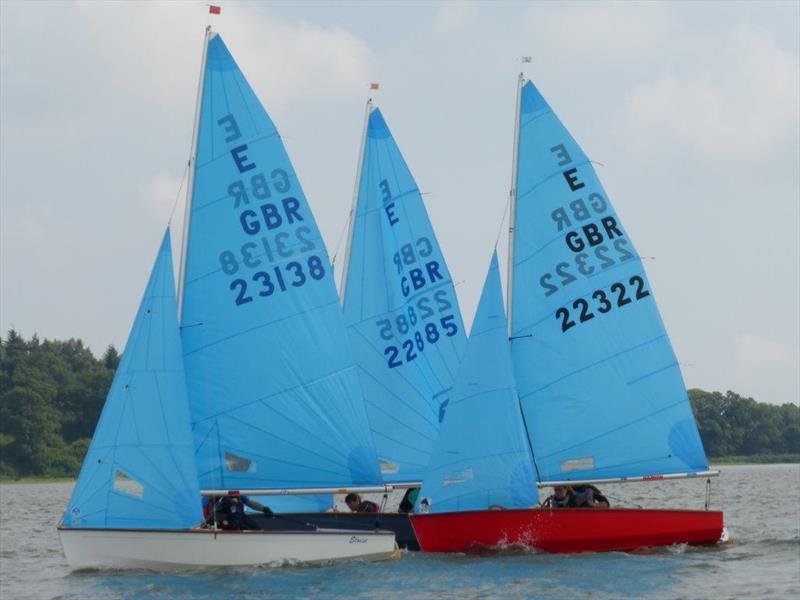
left=409, top=75, right=724, bottom=553
left=266, top=101, right=468, bottom=550
left=58, top=28, right=398, bottom=569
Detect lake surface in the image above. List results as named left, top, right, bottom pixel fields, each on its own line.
left=1, top=464, right=798, bottom=599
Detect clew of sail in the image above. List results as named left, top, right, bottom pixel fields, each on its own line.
left=509, top=79, right=709, bottom=483
left=180, top=33, right=381, bottom=491
left=63, top=230, right=202, bottom=529
left=342, top=107, right=467, bottom=483
left=417, top=251, right=538, bottom=512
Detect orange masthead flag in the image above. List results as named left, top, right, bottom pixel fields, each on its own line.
left=369, top=83, right=380, bottom=90
left=209, top=5, right=221, bottom=15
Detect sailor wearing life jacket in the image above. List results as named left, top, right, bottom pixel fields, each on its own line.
left=344, top=493, right=379, bottom=513
left=542, top=485, right=577, bottom=508
left=205, top=494, right=273, bottom=529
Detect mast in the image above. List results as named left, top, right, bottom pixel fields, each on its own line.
left=177, top=26, right=212, bottom=321
left=339, top=98, right=373, bottom=304
left=505, top=73, right=525, bottom=336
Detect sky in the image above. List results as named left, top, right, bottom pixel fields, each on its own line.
left=1, top=1, right=798, bottom=406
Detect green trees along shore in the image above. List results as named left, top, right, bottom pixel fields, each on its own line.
left=0, top=331, right=798, bottom=478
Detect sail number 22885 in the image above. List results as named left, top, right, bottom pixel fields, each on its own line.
left=556, top=275, right=650, bottom=333
left=383, top=316, right=459, bottom=369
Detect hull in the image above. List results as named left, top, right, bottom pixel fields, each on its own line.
left=410, top=508, right=724, bottom=554
left=256, top=512, right=419, bottom=551
left=58, top=527, right=397, bottom=570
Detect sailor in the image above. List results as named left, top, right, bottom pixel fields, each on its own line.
left=398, top=487, right=421, bottom=513
left=344, top=493, right=379, bottom=513
left=542, top=485, right=577, bottom=508
left=572, top=484, right=610, bottom=508
left=208, top=494, right=274, bottom=530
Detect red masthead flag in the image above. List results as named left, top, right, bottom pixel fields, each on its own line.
left=369, top=83, right=380, bottom=90
left=209, top=5, right=221, bottom=14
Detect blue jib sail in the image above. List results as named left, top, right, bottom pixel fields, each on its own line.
left=416, top=252, right=538, bottom=512
left=510, top=79, right=709, bottom=482
left=63, top=230, right=202, bottom=529
left=180, top=33, right=380, bottom=491
left=342, top=106, right=467, bottom=482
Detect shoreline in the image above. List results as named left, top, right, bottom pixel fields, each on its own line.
left=0, top=476, right=76, bottom=485
left=2, top=458, right=799, bottom=485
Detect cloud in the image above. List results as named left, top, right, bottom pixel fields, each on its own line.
left=522, top=2, right=677, bottom=66
left=518, top=4, right=798, bottom=168
left=618, top=23, right=800, bottom=164
left=1, top=2, right=372, bottom=131
left=433, top=1, right=479, bottom=34
left=141, top=172, right=185, bottom=219
left=736, top=334, right=797, bottom=368
left=72, top=2, right=372, bottom=112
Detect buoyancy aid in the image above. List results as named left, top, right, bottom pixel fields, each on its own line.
left=358, top=500, right=379, bottom=513
left=216, top=496, right=246, bottom=529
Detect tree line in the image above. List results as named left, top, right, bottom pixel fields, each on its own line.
left=0, top=331, right=797, bottom=477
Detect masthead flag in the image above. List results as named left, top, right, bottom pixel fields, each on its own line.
left=209, top=5, right=221, bottom=14
left=369, top=83, right=380, bottom=90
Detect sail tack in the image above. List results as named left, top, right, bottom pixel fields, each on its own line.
left=63, top=230, right=202, bottom=529
left=180, top=33, right=380, bottom=490
left=417, top=252, right=538, bottom=512
left=509, top=80, right=708, bottom=483
left=342, top=107, right=467, bottom=482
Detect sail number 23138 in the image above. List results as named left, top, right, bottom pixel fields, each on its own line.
left=229, top=255, right=326, bottom=305
left=556, top=275, right=650, bottom=333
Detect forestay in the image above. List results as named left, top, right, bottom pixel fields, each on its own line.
left=180, top=33, right=380, bottom=491
left=509, top=79, right=709, bottom=482
left=342, top=107, right=467, bottom=482
left=63, top=231, right=202, bottom=529
left=417, top=252, right=537, bottom=512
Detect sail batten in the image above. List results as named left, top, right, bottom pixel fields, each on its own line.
left=509, top=78, right=709, bottom=483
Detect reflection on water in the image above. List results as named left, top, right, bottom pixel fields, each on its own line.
left=0, top=464, right=798, bottom=599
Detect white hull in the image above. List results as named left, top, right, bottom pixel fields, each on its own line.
left=59, top=527, right=398, bottom=570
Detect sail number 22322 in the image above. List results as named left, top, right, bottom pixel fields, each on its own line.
left=556, top=275, right=650, bottom=333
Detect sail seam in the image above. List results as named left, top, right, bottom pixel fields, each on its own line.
left=190, top=363, right=360, bottom=425
left=521, top=333, right=667, bottom=397
left=183, top=298, right=342, bottom=356
left=534, top=397, right=689, bottom=461
left=627, top=362, right=679, bottom=385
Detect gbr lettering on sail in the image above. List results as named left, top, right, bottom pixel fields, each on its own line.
left=376, top=178, right=460, bottom=370
left=213, top=114, right=327, bottom=306
left=540, top=144, right=652, bottom=334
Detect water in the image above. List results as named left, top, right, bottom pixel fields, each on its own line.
left=1, top=464, right=798, bottom=599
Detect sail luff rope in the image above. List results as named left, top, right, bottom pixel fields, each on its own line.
left=330, top=213, right=352, bottom=265
left=167, top=162, right=190, bottom=225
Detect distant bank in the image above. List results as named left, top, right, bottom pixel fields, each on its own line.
left=3, top=457, right=800, bottom=486
left=1, top=331, right=798, bottom=479
left=710, top=454, right=800, bottom=465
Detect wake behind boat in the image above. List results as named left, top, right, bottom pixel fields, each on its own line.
left=410, top=75, right=724, bottom=554
left=58, top=27, right=398, bottom=570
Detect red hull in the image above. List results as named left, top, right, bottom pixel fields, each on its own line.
left=410, top=508, right=724, bottom=554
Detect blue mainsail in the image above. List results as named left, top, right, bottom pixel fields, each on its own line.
left=342, top=106, right=467, bottom=482
left=417, top=252, right=538, bottom=512
left=63, top=230, right=202, bottom=529
left=509, top=79, right=708, bottom=482
left=180, top=33, right=381, bottom=490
